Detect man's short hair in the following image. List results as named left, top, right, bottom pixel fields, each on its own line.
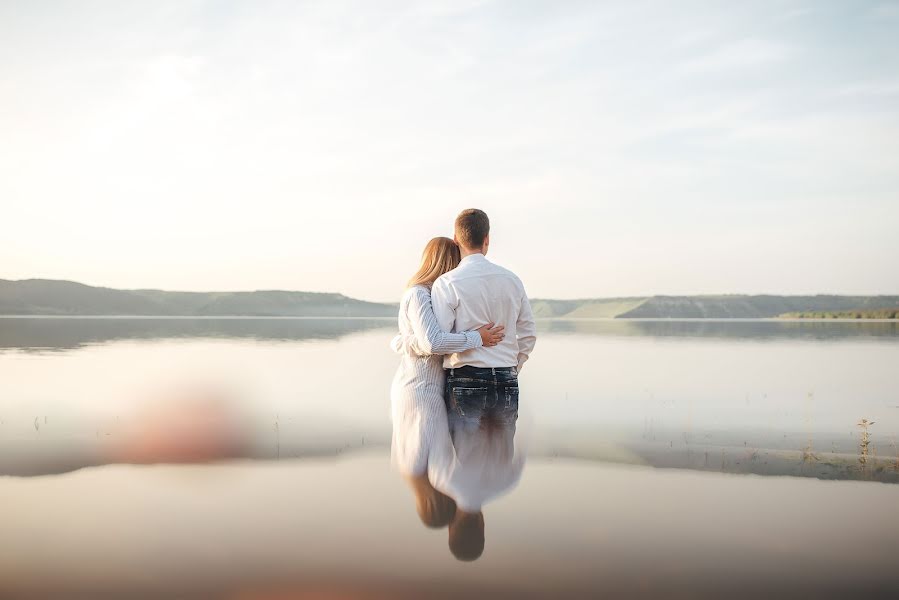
left=448, top=511, right=485, bottom=561
left=454, top=209, right=490, bottom=250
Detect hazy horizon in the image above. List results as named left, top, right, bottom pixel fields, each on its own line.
left=2, top=1, right=898, bottom=303
left=4, top=274, right=899, bottom=304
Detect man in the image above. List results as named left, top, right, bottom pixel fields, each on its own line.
left=431, top=208, right=537, bottom=433
left=429, top=415, right=525, bottom=561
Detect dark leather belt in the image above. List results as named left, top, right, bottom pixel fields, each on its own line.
left=448, top=365, right=516, bottom=376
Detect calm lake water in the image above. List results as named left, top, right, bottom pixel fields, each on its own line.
left=2, top=317, right=899, bottom=597
left=2, top=317, right=897, bottom=478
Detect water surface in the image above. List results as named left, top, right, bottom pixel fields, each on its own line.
left=1, top=317, right=896, bottom=479
left=1, top=317, right=898, bottom=597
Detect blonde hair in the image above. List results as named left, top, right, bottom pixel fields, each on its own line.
left=407, top=237, right=461, bottom=289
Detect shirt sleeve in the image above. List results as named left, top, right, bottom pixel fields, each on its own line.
left=515, top=285, right=537, bottom=373
left=407, top=288, right=481, bottom=355
left=389, top=334, right=405, bottom=354
left=390, top=332, right=428, bottom=356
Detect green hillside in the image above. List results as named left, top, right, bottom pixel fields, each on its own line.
left=530, top=298, right=648, bottom=318
left=618, top=295, right=899, bottom=319
left=530, top=294, right=899, bottom=319
left=0, top=279, right=396, bottom=317
left=3, top=279, right=898, bottom=319
left=529, top=299, right=588, bottom=318
left=565, top=298, right=647, bottom=318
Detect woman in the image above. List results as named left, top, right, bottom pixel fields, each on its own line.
left=389, top=237, right=504, bottom=486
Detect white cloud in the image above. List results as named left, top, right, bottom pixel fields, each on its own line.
left=835, top=81, right=899, bottom=97
left=675, top=39, right=794, bottom=75
left=0, top=0, right=897, bottom=298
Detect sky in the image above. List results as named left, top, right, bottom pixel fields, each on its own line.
left=1, top=0, right=898, bottom=302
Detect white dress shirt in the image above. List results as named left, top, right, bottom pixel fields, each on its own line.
left=431, top=253, right=537, bottom=372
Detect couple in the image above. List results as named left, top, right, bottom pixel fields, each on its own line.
left=389, top=208, right=536, bottom=561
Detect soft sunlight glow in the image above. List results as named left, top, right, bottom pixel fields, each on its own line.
left=1, top=1, right=897, bottom=301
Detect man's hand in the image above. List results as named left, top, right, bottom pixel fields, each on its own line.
left=477, top=322, right=505, bottom=347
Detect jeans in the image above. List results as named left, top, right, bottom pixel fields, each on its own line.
left=444, top=366, right=519, bottom=433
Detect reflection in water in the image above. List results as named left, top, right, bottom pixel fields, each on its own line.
left=441, top=419, right=524, bottom=561
left=3, top=317, right=898, bottom=596
left=394, top=380, right=525, bottom=562
left=408, top=474, right=457, bottom=528
left=4, top=453, right=899, bottom=599
left=2, top=317, right=897, bottom=483
left=2, top=317, right=896, bottom=354
left=542, top=318, right=899, bottom=341
left=0, top=316, right=395, bottom=352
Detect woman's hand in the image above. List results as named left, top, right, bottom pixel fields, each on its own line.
left=477, top=322, right=505, bottom=347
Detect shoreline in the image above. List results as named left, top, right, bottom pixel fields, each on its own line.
left=1, top=314, right=897, bottom=322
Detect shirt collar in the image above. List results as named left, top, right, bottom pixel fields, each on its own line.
left=460, top=253, right=487, bottom=265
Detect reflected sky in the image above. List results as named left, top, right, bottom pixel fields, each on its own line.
left=1, top=318, right=897, bottom=483
left=0, top=316, right=395, bottom=352
left=541, top=318, right=899, bottom=341
left=2, top=453, right=898, bottom=598
left=1, top=317, right=897, bottom=354
left=395, top=401, right=526, bottom=562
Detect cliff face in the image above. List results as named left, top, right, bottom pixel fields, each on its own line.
left=530, top=295, right=899, bottom=319
left=617, top=295, right=899, bottom=318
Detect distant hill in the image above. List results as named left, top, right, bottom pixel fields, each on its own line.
left=530, top=298, right=646, bottom=318
left=530, top=295, right=899, bottom=319
left=2, top=279, right=898, bottom=319
left=0, top=279, right=396, bottom=317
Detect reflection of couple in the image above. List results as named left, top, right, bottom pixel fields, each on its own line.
left=389, top=209, right=537, bottom=561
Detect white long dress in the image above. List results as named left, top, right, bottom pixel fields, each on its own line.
left=389, top=285, right=482, bottom=477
